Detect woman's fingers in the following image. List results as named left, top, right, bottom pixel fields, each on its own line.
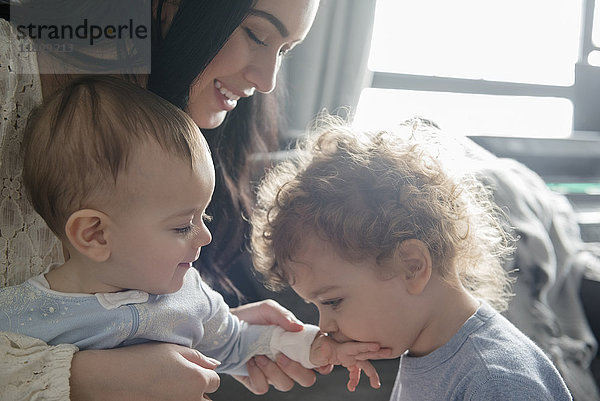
left=233, top=358, right=270, bottom=395
left=180, top=347, right=221, bottom=370
left=231, top=300, right=304, bottom=332
left=71, top=343, right=222, bottom=401
left=254, top=355, right=297, bottom=391
left=177, top=347, right=221, bottom=394
left=274, top=353, right=318, bottom=388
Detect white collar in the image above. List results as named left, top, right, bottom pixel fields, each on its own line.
left=95, top=291, right=149, bottom=310
left=30, top=269, right=149, bottom=310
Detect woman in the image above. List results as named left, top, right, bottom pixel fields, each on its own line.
left=0, top=0, right=323, bottom=399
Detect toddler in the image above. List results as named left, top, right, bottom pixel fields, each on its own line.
left=251, top=116, right=573, bottom=400
left=0, top=77, right=388, bottom=391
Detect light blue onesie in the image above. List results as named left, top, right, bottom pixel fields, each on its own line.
left=390, top=302, right=572, bottom=400
left=0, top=268, right=319, bottom=376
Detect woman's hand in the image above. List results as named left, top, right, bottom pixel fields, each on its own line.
left=230, top=299, right=304, bottom=331
left=70, top=342, right=221, bottom=401
left=230, top=299, right=333, bottom=394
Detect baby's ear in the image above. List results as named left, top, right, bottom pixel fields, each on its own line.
left=65, top=209, right=111, bottom=262
left=394, top=239, right=432, bottom=295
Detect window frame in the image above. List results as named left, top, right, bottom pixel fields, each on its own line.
left=365, top=0, right=600, bottom=137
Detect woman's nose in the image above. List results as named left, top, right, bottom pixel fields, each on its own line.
left=245, top=51, right=281, bottom=94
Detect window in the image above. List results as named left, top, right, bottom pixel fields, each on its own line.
left=355, top=0, right=600, bottom=138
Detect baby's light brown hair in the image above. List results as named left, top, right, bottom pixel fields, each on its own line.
left=252, top=115, right=514, bottom=311
left=21, top=75, right=209, bottom=240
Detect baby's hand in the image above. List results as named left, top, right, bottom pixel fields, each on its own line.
left=309, top=333, right=391, bottom=391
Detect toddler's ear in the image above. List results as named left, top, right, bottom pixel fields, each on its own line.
left=395, top=239, right=432, bottom=295
left=65, top=209, right=111, bottom=262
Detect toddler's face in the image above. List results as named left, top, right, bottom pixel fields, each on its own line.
left=289, top=235, right=423, bottom=359
left=99, top=141, right=215, bottom=294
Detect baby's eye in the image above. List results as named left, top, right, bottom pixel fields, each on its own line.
left=174, top=223, right=203, bottom=239
left=243, top=27, right=267, bottom=47
left=321, top=298, right=343, bottom=310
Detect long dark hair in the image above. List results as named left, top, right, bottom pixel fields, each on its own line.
left=148, top=0, right=254, bottom=110
left=148, top=0, right=284, bottom=300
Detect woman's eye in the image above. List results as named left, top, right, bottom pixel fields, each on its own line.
left=321, top=298, right=343, bottom=310
left=243, top=27, right=267, bottom=47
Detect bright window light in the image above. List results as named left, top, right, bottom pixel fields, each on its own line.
left=594, top=0, right=600, bottom=46
left=354, top=88, right=573, bottom=139
left=589, top=50, right=600, bottom=66
left=359, top=0, right=583, bottom=138
left=369, top=0, right=582, bottom=86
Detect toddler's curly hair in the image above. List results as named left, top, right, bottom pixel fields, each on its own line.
left=251, top=115, right=514, bottom=311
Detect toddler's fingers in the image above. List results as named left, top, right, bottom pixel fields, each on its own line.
left=351, top=348, right=393, bottom=361
left=314, top=363, right=335, bottom=375
left=357, top=360, right=381, bottom=389
left=346, top=365, right=361, bottom=392
left=340, top=341, right=381, bottom=355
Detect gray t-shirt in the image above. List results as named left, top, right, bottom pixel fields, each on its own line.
left=390, top=302, right=572, bottom=400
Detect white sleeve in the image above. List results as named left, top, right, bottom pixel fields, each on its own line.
left=0, top=331, right=78, bottom=401
left=269, top=324, right=321, bottom=369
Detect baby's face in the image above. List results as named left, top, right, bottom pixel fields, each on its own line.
left=289, top=235, right=423, bottom=359
left=99, top=141, right=215, bottom=294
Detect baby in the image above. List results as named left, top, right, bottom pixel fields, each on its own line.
left=0, top=77, right=388, bottom=391
left=251, top=116, right=573, bottom=400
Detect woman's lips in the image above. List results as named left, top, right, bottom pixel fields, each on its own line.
left=214, top=80, right=240, bottom=111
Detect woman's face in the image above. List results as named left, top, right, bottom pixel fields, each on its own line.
left=186, top=0, right=320, bottom=129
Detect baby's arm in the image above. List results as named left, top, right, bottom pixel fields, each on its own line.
left=309, top=333, right=391, bottom=392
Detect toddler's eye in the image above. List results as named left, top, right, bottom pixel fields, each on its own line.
left=174, top=226, right=193, bottom=235
left=321, top=298, right=343, bottom=310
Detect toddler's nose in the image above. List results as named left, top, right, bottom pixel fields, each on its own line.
left=318, top=314, right=338, bottom=335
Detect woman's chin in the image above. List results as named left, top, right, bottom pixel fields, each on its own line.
left=198, top=111, right=228, bottom=130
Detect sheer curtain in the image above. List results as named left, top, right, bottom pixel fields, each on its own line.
left=283, top=0, right=376, bottom=140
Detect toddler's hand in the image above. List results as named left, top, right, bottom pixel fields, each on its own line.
left=309, top=333, right=391, bottom=391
